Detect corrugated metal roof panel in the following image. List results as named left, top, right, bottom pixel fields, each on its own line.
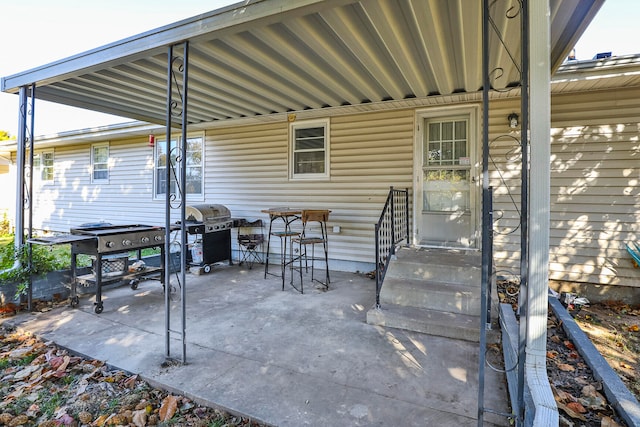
left=552, top=54, right=640, bottom=94
left=1, top=0, right=603, bottom=128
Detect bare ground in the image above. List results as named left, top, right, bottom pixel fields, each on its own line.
left=573, top=301, right=640, bottom=402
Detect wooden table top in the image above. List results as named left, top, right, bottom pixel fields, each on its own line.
left=261, top=207, right=302, bottom=216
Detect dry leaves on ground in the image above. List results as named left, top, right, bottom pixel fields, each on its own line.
left=498, top=280, right=629, bottom=426
left=546, top=311, right=626, bottom=426
left=0, top=321, right=266, bottom=427
left=573, top=301, right=640, bottom=402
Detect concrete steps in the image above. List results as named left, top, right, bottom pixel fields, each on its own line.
left=380, top=278, right=481, bottom=315
left=367, top=304, right=481, bottom=342
left=366, top=247, right=484, bottom=342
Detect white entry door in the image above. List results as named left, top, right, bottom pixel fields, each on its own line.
left=417, top=111, right=477, bottom=248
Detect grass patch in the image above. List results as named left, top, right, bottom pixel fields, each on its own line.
left=16, top=354, right=38, bottom=366
left=40, top=391, right=65, bottom=419
left=5, top=396, right=32, bottom=417
left=0, top=325, right=267, bottom=427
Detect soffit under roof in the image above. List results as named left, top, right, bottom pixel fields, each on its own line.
left=1, top=0, right=603, bottom=127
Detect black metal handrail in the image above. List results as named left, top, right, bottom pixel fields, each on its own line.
left=374, top=186, right=409, bottom=308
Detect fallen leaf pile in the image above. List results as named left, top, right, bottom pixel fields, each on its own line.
left=546, top=312, right=626, bottom=426
left=574, top=301, right=640, bottom=402
left=496, top=279, right=520, bottom=312
left=498, top=281, right=630, bottom=426
left=0, top=323, right=266, bottom=427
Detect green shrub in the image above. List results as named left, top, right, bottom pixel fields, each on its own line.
left=0, top=236, right=163, bottom=299
left=0, top=238, right=68, bottom=298
left=0, top=212, right=10, bottom=236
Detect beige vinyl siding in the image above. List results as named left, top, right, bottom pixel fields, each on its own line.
left=0, top=163, right=15, bottom=229
left=25, top=85, right=638, bottom=285
left=549, top=87, right=640, bottom=287
left=32, top=138, right=165, bottom=231
left=487, top=98, right=525, bottom=277
left=203, top=110, right=414, bottom=265
left=489, top=88, right=640, bottom=287
left=28, top=111, right=414, bottom=269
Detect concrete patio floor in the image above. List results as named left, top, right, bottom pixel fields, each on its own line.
left=3, top=263, right=510, bottom=426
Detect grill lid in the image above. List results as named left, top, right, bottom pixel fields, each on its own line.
left=70, top=224, right=162, bottom=236
left=186, top=204, right=231, bottom=224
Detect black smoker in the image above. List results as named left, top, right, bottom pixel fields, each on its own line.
left=184, top=204, right=233, bottom=274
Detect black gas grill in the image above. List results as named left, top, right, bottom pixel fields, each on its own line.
left=30, top=223, right=166, bottom=314
left=69, top=224, right=165, bottom=254
left=184, top=204, right=233, bottom=274
left=68, top=224, right=166, bottom=313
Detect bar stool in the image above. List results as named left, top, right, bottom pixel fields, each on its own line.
left=292, top=209, right=330, bottom=292
left=263, top=208, right=301, bottom=280
left=262, top=209, right=302, bottom=291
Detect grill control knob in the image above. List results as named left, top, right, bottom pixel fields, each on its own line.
left=122, top=239, right=132, bottom=246
left=141, top=237, right=150, bottom=243
left=105, top=241, right=114, bottom=248
left=154, top=235, right=163, bottom=242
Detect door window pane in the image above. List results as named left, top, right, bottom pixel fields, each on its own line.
left=426, top=120, right=468, bottom=166
left=423, top=118, right=470, bottom=212
left=423, top=169, right=470, bottom=211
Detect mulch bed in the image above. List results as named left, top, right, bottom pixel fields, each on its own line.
left=498, top=280, right=627, bottom=426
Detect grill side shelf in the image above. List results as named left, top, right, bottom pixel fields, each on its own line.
left=28, top=235, right=96, bottom=245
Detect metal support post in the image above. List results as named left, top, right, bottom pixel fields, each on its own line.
left=180, top=41, right=189, bottom=363
left=517, top=1, right=530, bottom=425
left=14, top=85, right=36, bottom=311
left=164, top=44, right=174, bottom=362
left=15, top=88, right=27, bottom=256
left=164, top=41, right=190, bottom=364
left=478, top=2, right=490, bottom=422
left=26, top=84, right=36, bottom=311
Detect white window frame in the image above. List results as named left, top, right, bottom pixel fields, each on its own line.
left=33, top=150, right=54, bottom=183
left=91, top=143, right=109, bottom=183
left=289, top=119, right=330, bottom=180
left=153, top=135, right=204, bottom=201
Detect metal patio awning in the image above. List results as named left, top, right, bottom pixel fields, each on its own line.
left=1, top=0, right=603, bottom=127
left=1, top=1, right=607, bottom=418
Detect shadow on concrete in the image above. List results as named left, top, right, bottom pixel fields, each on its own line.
left=4, top=263, right=510, bottom=426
